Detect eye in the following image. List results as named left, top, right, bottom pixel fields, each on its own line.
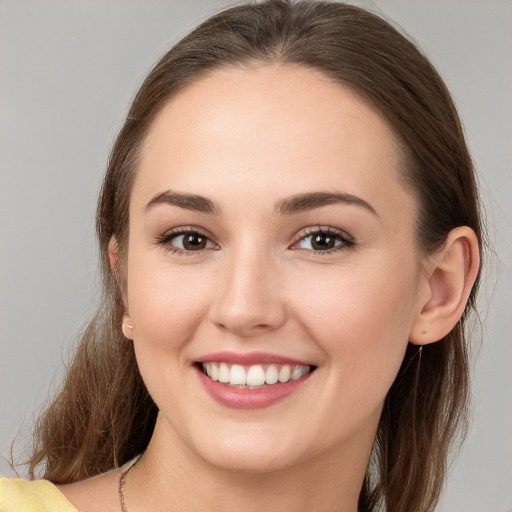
left=157, top=228, right=216, bottom=253
left=293, top=228, right=354, bottom=253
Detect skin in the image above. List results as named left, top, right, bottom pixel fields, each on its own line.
left=58, top=63, right=480, bottom=512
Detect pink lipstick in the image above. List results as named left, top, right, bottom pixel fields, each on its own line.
left=194, top=351, right=315, bottom=409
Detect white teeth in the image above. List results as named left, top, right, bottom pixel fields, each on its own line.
left=290, top=366, right=303, bottom=381
left=218, top=362, right=230, bottom=383
left=201, top=362, right=312, bottom=387
left=229, top=364, right=246, bottom=385
left=247, top=365, right=266, bottom=386
left=265, top=365, right=278, bottom=385
left=278, top=365, right=291, bottom=383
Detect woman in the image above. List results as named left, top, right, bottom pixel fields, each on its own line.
left=0, top=1, right=482, bottom=511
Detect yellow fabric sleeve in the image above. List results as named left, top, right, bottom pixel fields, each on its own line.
left=0, top=478, right=78, bottom=512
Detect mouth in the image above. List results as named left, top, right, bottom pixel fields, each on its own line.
left=196, top=361, right=314, bottom=389
left=194, top=352, right=317, bottom=409
left=193, top=352, right=316, bottom=409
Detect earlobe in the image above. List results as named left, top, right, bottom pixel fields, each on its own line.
left=122, top=315, right=134, bottom=340
left=409, top=226, right=480, bottom=345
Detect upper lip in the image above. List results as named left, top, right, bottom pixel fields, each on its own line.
left=195, top=351, right=314, bottom=367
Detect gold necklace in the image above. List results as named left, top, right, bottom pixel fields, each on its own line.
left=118, top=457, right=140, bottom=512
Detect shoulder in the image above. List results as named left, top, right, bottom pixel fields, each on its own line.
left=0, top=477, right=78, bottom=512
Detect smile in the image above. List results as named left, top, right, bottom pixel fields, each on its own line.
left=194, top=353, right=316, bottom=409
left=200, top=362, right=312, bottom=388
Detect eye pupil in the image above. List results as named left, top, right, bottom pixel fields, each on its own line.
left=183, top=233, right=206, bottom=250
left=312, top=233, right=335, bottom=250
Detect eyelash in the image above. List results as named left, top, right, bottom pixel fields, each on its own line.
left=155, top=226, right=355, bottom=256
left=291, top=226, right=355, bottom=255
left=156, top=226, right=218, bottom=255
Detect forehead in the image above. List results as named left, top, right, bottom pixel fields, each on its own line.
left=133, top=63, right=414, bottom=220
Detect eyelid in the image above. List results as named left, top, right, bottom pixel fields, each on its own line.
left=156, top=225, right=211, bottom=241
left=290, top=226, right=355, bottom=252
left=154, top=225, right=354, bottom=255
left=155, top=226, right=219, bottom=252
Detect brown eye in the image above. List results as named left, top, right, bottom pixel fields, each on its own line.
left=311, top=233, right=337, bottom=250
left=182, top=233, right=207, bottom=250
left=295, top=228, right=353, bottom=253
left=164, top=231, right=215, bottom=252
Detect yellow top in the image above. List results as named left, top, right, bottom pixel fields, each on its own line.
left=0, top=477, right=78, bottom=512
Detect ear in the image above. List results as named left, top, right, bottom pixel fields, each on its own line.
left=108, top=236, right=119, bottom=270
left=409, top=226, right=480, bottom=345
left=108, top=237, right=134, bottom=340
left=122, top=313, right=134, bottom=340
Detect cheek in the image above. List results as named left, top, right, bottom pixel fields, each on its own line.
left=126, top=256, right=218, bottom=420
left=126, top=252, right=214, bottom=358
left=293, top=257, right=420, bottom=403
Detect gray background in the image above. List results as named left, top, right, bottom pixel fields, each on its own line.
left=1, top=1, right=511, bottom=510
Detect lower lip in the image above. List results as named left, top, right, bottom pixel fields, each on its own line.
left=195, top=366, right=313, bottom=409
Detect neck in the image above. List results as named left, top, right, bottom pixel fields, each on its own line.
left=126, top=416, right=374, bottom=512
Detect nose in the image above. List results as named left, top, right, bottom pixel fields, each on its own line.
left=209, top=248, right=286, bottom=337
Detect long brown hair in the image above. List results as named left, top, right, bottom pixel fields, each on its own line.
left=27, top=2, right=482, bottom=511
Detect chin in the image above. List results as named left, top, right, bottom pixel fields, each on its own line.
left=190, top=426, right=308, bottom=475
left=201, top=445, right=299, bottom=475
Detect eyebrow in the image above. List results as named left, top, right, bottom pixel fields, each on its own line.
left=145, top=190, right=220, bottom=214
left=276, top=191, right=378, bottom=216
left=144, top=189, right=378, bottom=217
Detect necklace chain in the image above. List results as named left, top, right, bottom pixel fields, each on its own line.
left=118, top=458, right=139, bottom=512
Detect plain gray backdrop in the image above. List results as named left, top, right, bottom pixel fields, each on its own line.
left=1, top=1, right=511, bottom=510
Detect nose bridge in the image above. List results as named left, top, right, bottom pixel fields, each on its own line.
left=210, top=240, right=285, bottom=335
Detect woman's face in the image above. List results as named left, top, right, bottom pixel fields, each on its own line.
left=124, top=64, right=429, bottom=473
